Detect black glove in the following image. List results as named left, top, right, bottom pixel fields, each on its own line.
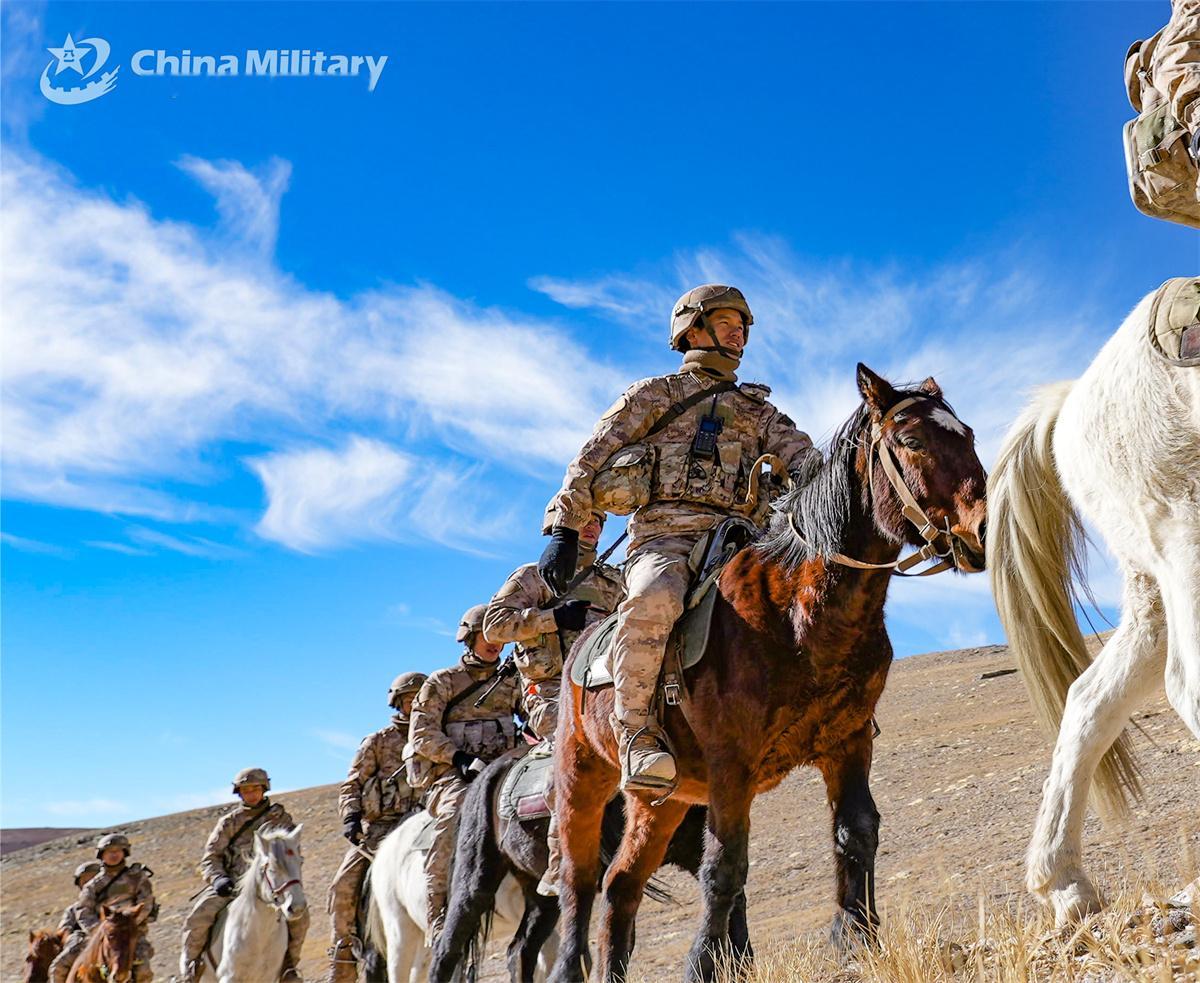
left=553, top=599, right=590, bottom=632
left=342, top=813, right=363, bottom=845
left=538, top=527, right=579, bottom=596
left=452, top=750, right=481, bottom=781
left=214, top=875, right=234, bottom=897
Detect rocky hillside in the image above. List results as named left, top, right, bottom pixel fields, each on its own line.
left=3, top=641, right=1196, bottom=981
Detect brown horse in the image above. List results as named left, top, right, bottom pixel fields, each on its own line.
left=65, top=903, right=146, bottom=983
left=549, top=364, right=988, bottom=983
left=24, top=929, right=65, bottom=983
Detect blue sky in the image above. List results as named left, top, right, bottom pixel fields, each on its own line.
left=1, top=1, right=1193, bottom=829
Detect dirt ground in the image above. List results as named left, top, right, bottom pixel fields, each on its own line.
left=3, top=641, right=1196, bottom=981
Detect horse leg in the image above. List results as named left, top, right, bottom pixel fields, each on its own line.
left=728, top=890, right=753, bottom=965
left=818, top=725, right=880, bottom=951
left=601, top=795, right=689, bottom=982
left=686, top=782, right=753, bottom=983
left=548, top=740, right=614, bottom=983
left=507, top=885, right=560, bottom=983
left=1159, top=543, right=1200, bottom=739
left=1027, top=572, right=1166, bottom=926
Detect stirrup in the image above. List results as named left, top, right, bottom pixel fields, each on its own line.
left=621, top=723, right=678, bottom=803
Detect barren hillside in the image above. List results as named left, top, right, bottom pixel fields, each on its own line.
left=3, top=642, right=1196, bottom=981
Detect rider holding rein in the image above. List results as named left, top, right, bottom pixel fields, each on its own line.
left=180, top=768, right=307, bottom=983
left=540, top=285, right=815, bottom=791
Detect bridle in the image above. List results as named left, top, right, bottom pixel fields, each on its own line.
left=787, top=395, right=959, bottom=578
left=263, top=871, right=302, bottom=903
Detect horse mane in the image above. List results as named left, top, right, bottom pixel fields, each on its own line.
left=756, top=384, right=950, bottom=569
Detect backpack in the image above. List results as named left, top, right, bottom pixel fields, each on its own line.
left=1123, top=31, right=1200, bottom=229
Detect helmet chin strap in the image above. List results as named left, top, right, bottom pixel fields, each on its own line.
left=697, top=314, right=743, bottom=360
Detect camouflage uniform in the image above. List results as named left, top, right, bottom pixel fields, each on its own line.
left=180, top=797, right=307, bottom=980
left=407, top=627, right=524, bottom=934
left=544, top=285, right=814, bottom=788
left=72, top=861, right=156, bottom=982
left=326, top=701, right=423, bottom=983
left=1129, top=0, right=1200, bottom=137
left=484, top=551, right=625, bottom=739
left=49, top=865, right=103, bottom=983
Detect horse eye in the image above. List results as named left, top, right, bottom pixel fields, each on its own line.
left=900, top=435, right=924, bottom=451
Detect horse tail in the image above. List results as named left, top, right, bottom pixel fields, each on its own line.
left=360, top=867, right=388, bottom=982
left=431, top=756, right=509, bottom=983
left=987, top=380, right=1141, bottom=816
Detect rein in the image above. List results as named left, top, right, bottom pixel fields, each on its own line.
left=264, top=875, right=301, bottom=899
left=787, top=396, right=956, bottom=578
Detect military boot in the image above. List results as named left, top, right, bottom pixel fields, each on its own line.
left=537, top=813, right=562, bottom=897
left=324, top=939, right=357, bottom=983
left=611, top=713, right=676, bottom=791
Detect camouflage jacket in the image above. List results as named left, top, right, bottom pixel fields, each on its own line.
left=546, top=365, right=813, bottom=550
left=199, top=799, right=295, bottom=885
left=484, top=552, right=625, bottom=683
left=338, top=715, right=421, bottom=826
left=57, top=900, right=86, bottom=936
left=76, top=863, right=155, bottom=932
left=1128, top=0, right=1200, bottom=131
left=407, top=656, right=523, bottom=774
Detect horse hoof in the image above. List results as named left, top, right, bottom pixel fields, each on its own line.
left=1049, top=882, right=1104, bottom=929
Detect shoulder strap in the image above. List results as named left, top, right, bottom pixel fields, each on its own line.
left=224, top=803, right=271, bottom=857
left=94, top=866, right=131, bottom=903
left=643, top=381, right=736, bottom=440
left=442, top=675, right=493, bottom=722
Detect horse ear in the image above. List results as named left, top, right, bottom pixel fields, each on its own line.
left=290, top=822, right=303, bottom=837
left=29, top=930, right=35, bottom=942
left=919, top=376, right=943, bottom=399
left=856, top=363, right=898, bottom=413
left=99, top=904, right=111, bottom=920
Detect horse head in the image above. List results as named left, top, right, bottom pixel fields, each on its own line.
left=23, top=929, right=64, bottom=983
left=95, top=903, right=145, bottom=983
left=254, top=824, right=307, bottom=920
left=855, top=363, right=987, bottom=572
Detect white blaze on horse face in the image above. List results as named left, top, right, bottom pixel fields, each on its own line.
left=929, top=407, right=967, bottom=435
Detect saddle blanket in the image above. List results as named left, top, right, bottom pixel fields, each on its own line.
left=498, top=743, right=553, bottom=822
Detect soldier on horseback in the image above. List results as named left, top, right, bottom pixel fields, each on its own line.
left=405, top=604, right=525, bottom=942
left=325, top=671, right=427, bottom=983
left=67, top=833, right=156, bottom=981
left=540, top=285, right=814, bottom=791
left=484, top=510, right=624, bottom=895
left=180, top=768, right=307, bottom=983
left=48, top=861, right=102, bottom=983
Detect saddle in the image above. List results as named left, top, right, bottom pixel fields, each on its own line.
left=1148, top=276, right=1200, bottom=367
left=498, top=742, right=554, bottom=822
left=569, top=517, right=758, bottom=692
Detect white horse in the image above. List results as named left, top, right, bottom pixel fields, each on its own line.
left=988, top=282, right=1200, bottom=926
left=366, top=810, right=554, bottom=983
left=193, top=825, right=307, bottom=983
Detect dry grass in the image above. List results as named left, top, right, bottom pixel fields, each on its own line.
left=687, top=876, right=1199, bottom=983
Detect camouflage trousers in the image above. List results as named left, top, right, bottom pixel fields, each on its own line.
left=522, top=676, right=560, bottom=740
left=182, top=885, right=309, bottom=977
left=326, top=816, right=406, bottom=951
left=424, top=771, right=470, bottom=935
left=612, top=533, right=699, bottom=726
left=52, top=930, right=153, bottom=983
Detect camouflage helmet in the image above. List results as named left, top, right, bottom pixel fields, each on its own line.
left=388, top=671, right=427, bottom=704
left=670, top=284, right=754, bottom=351
left=74, top=860, right=102, bottom=885
left=95, top=833, right=131, bottom=859
left=455, top=604, right=489, bottom=645
left=231, top=767, right=271, bottom=793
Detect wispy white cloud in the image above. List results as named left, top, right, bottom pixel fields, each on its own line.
left=86, top=540, right=154, bottom=557
left=45, top=797, right=129, bottom=818
left=126, top=525, right=241, bottom=558
left=248, top=436, right=514, bottom=553
left=1, top=149, right=619, bottom=550
left=176, top=155, right=291, bottom=257
left=0, top=531, right=68, bottom=555
left=312, top=729, right=361, bottom=752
